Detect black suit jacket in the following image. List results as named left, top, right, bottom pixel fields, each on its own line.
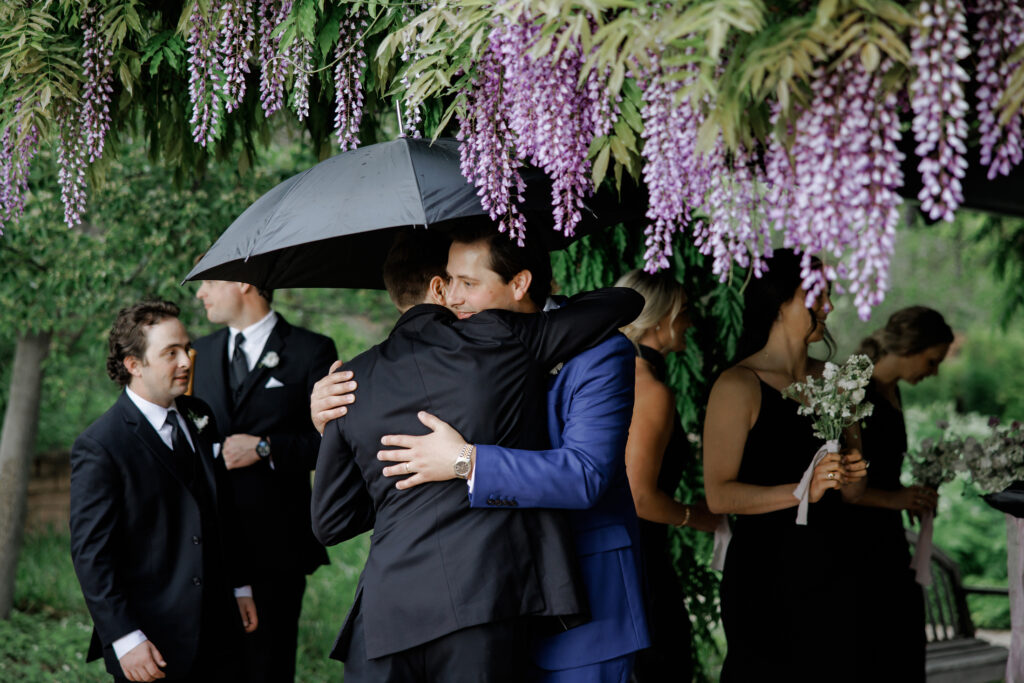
left=69, top=392, right=244, bottom=678
left=192, top=315, right=336, bottom=578
left=312, top=287, right=645, bottom=660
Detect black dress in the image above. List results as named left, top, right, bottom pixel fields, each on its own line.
left=632, top=345, right=694, bottom=682
left=845, top=380, right=926, bottom=681
left=719, top=374, right=854, bottom=683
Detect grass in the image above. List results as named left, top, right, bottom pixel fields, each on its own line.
left=1, top=528, right=369, bottom=682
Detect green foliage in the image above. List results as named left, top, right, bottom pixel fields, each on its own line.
left=2, top=529, right=370, bottom=682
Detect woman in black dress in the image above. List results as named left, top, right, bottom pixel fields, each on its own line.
left=614, top=270, right=722, bottom=682
left=847, top=306, right=952, bottom=681
left=702, top=250, right=868, bottom=682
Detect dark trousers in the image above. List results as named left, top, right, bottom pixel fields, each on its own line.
left=240, top=572, right=307, bottom=683
left=343, top=611, right=530, bottom=683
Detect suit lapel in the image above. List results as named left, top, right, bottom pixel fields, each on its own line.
left=233, top=317, right=289, bottom=410
left=176, top=397, right=219, bottom=505
left=118, top=392, right=192, bottom=492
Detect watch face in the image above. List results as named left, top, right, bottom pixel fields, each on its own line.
left=454, top=458, right=471, bottom=477
left=256, top=440, right=270, bottom=457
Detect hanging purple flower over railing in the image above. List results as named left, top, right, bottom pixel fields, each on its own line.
left=333, top=13, right=366, bottom=150
left=910, top=0, right=970, bottom=222
left=398, top=4, right=425, bottom=138
left=79, top=4, right=113, bottom=163
left=456, top=24, right=527, bottom=244
left=218, top=1, right=255, bottom=114
left=257, top=0, right=291, bottom=117
left=972, top=0, right=1024, bottom=179
left=187, top=1, right=223, bottom=147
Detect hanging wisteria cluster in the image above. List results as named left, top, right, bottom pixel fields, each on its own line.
left=910, top=0, right=971, bottom=223
left=257, top=0, right=292, bottom=116
left=219, top=1, right=255, bottom=114
left=637, top=51, right=770, bottom=279
left=765, top=59, right=904, bottom=318
left=458, top=11, right=615, bottom=241
left=0, top=103, right=39, bottom=235
left=333, top=13, right=366, bottom=150
left=187, top=2, right=222, bottom=147
left=972, top=0, right=1024, bottom=179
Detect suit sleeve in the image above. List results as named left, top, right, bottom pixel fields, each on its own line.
left=470, top=338, right=636, bottom=509
left=310, top=418, right=376, bottom=545
left=267, top=334, right=338, bottom=475
left=495, top=287, right=644, bottom=369
left=69, top=435, right=138, bottom=647
left=206, top=411, right=253, bottom=588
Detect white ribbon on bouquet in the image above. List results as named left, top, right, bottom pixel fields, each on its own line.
left=792, top=439, right=838, bottom=525
left=711, top=516, right=732, bottom=571
left=909, top=510, right=935, bottom=586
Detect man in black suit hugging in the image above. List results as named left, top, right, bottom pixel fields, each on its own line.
left=70, top=300, right=257, bottom=682
left=311, top=229, right=643, bottom=682
left=192, top=280, right=336, bottom=682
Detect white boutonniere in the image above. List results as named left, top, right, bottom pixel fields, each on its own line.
left=259, top=351, right=280, bottom=369
left=550, top=362, right=564, bottom=376
left=188, top=411, right=210, bottom=434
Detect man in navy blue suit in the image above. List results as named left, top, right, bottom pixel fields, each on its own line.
left=312, top=228, right=649, bottom=682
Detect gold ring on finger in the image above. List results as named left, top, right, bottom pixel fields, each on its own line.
left=827, top=472, right=835, bottom=480
left=405, top=462, right=411, bottom=474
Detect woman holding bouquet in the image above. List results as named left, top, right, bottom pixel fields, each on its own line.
left=703, top=249, right=868, bottom=682
left=846, top=306, right=952, bottom=681
left=613, top=269, right=723, bottom=682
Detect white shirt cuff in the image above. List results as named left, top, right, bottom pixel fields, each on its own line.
left=234, top=585, right=253, bottom=598
left=113, top=630, right=147, bottom=660
left=466, top=459, right=476, bottom=494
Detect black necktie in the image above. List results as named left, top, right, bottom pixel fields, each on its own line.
left=229, top=332, right=249, bottom=394
left=165, top=409, right=195, bottom=482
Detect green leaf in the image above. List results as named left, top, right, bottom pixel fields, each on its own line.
left=591, top=143, right=610, bottom=189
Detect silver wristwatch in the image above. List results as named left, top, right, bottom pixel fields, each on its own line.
left=453, top=444, right=472, bottom=479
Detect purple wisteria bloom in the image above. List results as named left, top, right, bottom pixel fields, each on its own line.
left=188, top=2, right=223, bottom=147
left=219, top=1, right=255, bottom=114
left=333, top=13, right=366, bottom=150
left=257, top=0, right=292, bottom=117
left=972, top=0, right=1024, bottom=179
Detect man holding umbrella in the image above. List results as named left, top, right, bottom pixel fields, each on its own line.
left=310, top=227, right=644, bottom=682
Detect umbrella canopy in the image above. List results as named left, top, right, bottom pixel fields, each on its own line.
left=185, top=137, right=642, bottom=290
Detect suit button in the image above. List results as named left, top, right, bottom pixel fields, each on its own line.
left=192, top=536, right=201, bottom=545
left=193, top=576, right=202, bottom=586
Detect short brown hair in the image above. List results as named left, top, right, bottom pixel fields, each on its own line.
left=382, top=228, right=451, bottom=309
left=857, top=306, right=953, bottom=362
left=449, top=224, right=552, bottom=307
left=106, top=300, right=181, bottom=386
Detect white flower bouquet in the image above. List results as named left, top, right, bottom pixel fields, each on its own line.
left=783, top=354, right=875, bottom=524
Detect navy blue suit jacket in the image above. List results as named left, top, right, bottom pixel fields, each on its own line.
left=472, top=333, right=651, bottom=670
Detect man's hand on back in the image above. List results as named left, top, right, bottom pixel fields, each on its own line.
left=310, top=361, right=357, bottom=435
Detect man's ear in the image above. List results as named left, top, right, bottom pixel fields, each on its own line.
left=123, top=355, right=144, bottom=378
left=237, top=282, right=253, bottom=296
left=510, top=269, right=533, bottom=302
left=428, top=276, right=447, bottom=306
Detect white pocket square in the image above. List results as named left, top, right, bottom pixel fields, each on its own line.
left=264, top=377, right=285, bottom=389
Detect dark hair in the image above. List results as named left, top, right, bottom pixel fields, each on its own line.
left=381, top=228, right=451, bottom=309
left=257, top=287, right=274, bottom=304
left=733, top=249, right=834, bottom=362
left=106, top=300, right=181, bottom=386
left=856, top=306, right=953, bottom=362
left=449, top=224, right=552, bottom=307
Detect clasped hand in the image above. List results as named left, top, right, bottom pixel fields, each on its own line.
left=378, top=412, right=468, bottom=490
left=809, top=449, right=867, bottom=502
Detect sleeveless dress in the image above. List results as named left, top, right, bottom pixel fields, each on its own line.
left=631, top=345, right=694, bottom=682
left=719, top=375, right=854, bottom=683
left=844, top=380, right=925, bottom=680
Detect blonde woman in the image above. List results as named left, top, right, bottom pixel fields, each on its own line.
left=614, top=269, right=721, bottom=682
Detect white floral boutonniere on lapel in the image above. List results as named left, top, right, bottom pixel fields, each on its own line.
left=550, top=362, right=564, bottom=376
left=188, top=410, right=210, bottom=434
left=259, top=351, right=280, bottom=369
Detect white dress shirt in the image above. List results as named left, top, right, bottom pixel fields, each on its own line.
left=112, top=389, right=251, bottom=660
left=228, top=310, right=278, bottom=371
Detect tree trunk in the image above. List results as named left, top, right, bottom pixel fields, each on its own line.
left=0, top=331, right=52, bottom=619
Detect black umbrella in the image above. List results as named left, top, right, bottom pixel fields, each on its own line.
left=184, top=137, right=643, bottom=290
